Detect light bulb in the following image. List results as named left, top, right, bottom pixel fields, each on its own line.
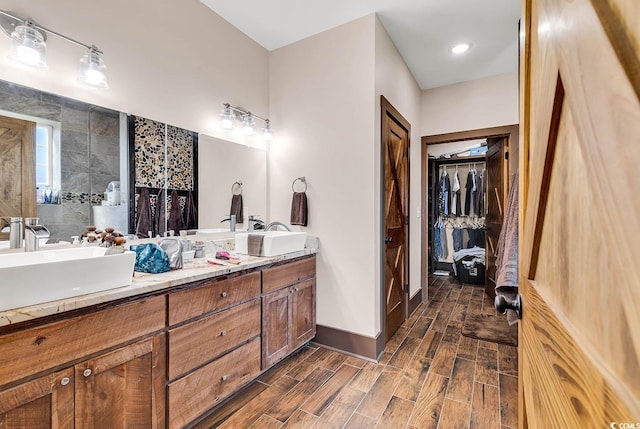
left=83, top=69, right=106, bottom=86
left=262, top=121, right=272, bottom=141
left=450, top=43, right=470, bottom=54
left=242, top=115, right=255, bottom=136
left=78, top=47, right=108, bottom=88
left=16, top=45, right=42, bottom=66
left=221, top=117, right=234, bottom=129
left=220, top=105, right=235, bottom=129
left=10, top=24, right=47, bottom=68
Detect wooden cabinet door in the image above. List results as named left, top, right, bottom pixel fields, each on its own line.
left=75, top=336, right=166, bottom=429
left=292, top=278, right=316, bottom=348
left=262, top=287, right=293, bottom=369
left=0, top=368, right=74, bottom=428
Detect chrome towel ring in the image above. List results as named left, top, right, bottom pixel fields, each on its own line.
left=231, top=181, right=243, bottom=195
left=292, top=176, right=307, bottom=193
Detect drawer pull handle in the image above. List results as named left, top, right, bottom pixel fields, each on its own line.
left=221, top=291, right=228, bottom=298
left=61, top=377, right=70, bottom=386
left=83, top=369, right=92, bottom=377
left=294, top=287, right=299, bottom=292
left=221, top=375, right=229, bottom=381
left=220, top=330, right=227, bottom=336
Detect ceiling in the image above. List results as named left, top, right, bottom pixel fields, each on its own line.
left=200, top=0, right=521, bottom=90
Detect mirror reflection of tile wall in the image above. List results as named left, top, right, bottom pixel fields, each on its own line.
left=130, top=116, right=198, bottom=237
left=0, top=80, right=121, bottom=241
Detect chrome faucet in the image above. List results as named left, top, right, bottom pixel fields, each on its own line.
left=0, top=217, right=23, bottom=248
left=247, top=216, right=265, bottom=232
left=265, top=221, right=291, bottom=232
left=24, top=218, right=50, bottom=252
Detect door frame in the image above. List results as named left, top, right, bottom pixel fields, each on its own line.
left=421, top=125, right=519, bottom=300
left=380, top=96, right=411, bottom=342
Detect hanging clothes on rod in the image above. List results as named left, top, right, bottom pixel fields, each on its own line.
left=451, top=167, right=461, bottom=217
left=464, top=167, right=475, bottom=216
left=452, top=226, right=463, bottom=252
left=438, top=169, right=451, bottom=216
left=475, top=168, right=486, bottom=217
left=433, top=217, right=449, bottom=260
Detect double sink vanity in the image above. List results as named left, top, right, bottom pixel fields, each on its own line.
left=0, top=231, right=318, bottom=428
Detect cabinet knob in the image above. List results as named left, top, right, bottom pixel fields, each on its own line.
left=61, top=377, right=70, bottom=386
left=221, top=291, right=228, bottom=298
left=83, top=368, right=92, bottom=377
left=294, top=287, right=299, bottom=292
left=289, top=289, right=294, bottom=294
left=220, top=330, right=227, bottom=336
left=221, top=375, right=229, bottom=381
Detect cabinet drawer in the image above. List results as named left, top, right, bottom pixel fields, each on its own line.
left=168, top=337, right=260, bottom=429
left=0, top=296, right=165, bottom=388
left=168, top=299, right=260, bottom=380
left=168, top=271, right=260, bottom=325
left=262, top=257, right=316, bottom=293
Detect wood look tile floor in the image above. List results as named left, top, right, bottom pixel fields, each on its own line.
left=193, top=276, right=518, bottom=429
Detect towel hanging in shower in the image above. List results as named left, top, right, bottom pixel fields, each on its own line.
left=155, top=188, right=167, bottom=237
left=135, top=187, right=153, bottom=238
left=183, top=190, right=198, bottom=230
left=168, top=189, right=183, bottom=233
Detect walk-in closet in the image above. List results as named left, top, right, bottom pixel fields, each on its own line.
left=424, top=127, right=516, bottom=298
left=428, top=140, right=488, bottom=285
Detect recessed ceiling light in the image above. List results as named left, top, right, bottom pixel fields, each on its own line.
left=450, top=43, right=471, bottom=54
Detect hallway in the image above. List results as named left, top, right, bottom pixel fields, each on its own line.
left=194, top=275, right=518, bottom=428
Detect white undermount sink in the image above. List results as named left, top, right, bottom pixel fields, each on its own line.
left=0, top=247, right=136, bottom=312
left=235, top=231, right=307, bottom=257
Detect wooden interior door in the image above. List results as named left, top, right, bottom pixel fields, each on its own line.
left=0, top=115, right=36, bottom=239
left=382, top=99, right=410, bottom=341
left=484, top=136, right=508, bottom=299
left=520, top=0, right=640, bottom=425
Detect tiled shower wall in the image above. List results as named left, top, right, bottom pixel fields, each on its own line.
left=0, top=80, right=121, bottom=241
left=132, top=116, right=197, bottom=236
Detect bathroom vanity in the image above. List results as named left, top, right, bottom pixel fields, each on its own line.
left=0, top=251, right=316, bottom=428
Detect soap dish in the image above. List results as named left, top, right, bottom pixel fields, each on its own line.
left=182, top=250, right=195, bottom=263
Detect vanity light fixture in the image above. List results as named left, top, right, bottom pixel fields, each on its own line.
left=0, top=9, right=108, bottom=88
left=220, top=103, right=273, bottom=141
left=242, top=114, right=256, bottom=136
left=262, top=120, right=273, bottom=141
left=10, top=20, right=46, bottom=67
left=450, top=43, right=471, bottom=54
left=220, top=104, right=235, bottom=129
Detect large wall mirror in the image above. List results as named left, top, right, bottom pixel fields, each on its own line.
left=198, top=134, right=267, bottom=231
left=0, top=79, right=268, bottom=242
left=0, top=79, right=121, bottom=241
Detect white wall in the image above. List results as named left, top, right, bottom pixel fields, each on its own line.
left=0, top=0, right=269, bottom=143
left=374, top=17, right=423, bottom=308
left=269, top=14, right=423, bottom=341
left=269, top=15, right=378, bottom=337
left=198, top=135, right=267, bottom=229
left=421, top=73, right=518, bottom=136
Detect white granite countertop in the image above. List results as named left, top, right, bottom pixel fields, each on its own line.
left=0, top=237, right=318, bottom=328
